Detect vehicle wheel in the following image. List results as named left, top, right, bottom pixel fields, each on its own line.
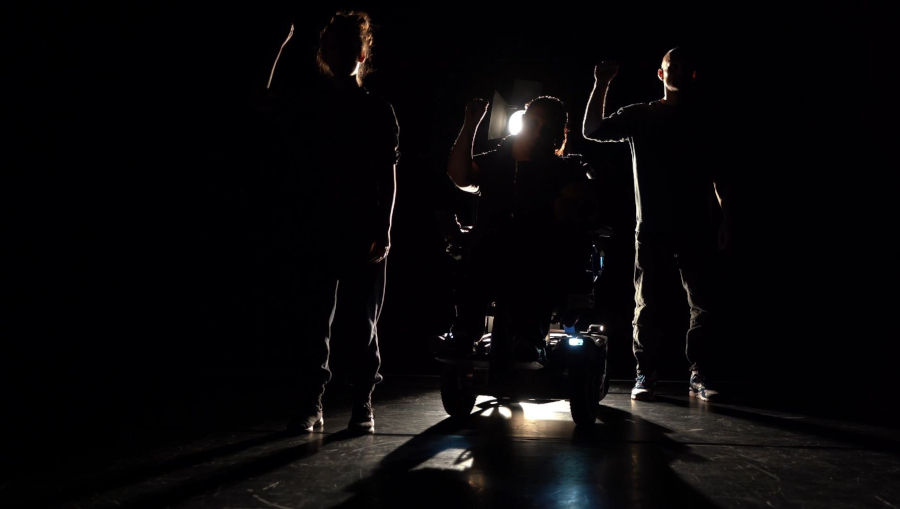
left=598, top=345, right=610, bottom=402
left=440, top=366, right=476, bottom=418
left=569, top=363, right=602, bottom=425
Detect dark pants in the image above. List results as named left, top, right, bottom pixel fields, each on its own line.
left=633, top=231, right=717, bottom=377
left=452, top=232, right=553, bottom=356
left=298, top=256, right=386, bottom=398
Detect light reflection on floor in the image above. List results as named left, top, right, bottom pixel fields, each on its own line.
left=473, top=395, right=574, bottom=421
left=411, top=447, right=475, bottom=471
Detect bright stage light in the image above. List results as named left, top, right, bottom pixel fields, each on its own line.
left=508, top=110, right=525, bottom=135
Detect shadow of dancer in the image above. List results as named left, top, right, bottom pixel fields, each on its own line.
left=335, top=401, right=718, bottom=508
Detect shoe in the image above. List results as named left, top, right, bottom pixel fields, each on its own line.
left=348, top=400, right=375, bottom=434
left=631, top=374, right=656, bottom=401
left=689, top=372, right=718, bottom=401
left=287, top=394, right=324, bottom=432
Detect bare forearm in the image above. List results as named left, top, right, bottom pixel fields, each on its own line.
left=447, top=124, right=478, bottom=192
left=583, top=79, right=611, bottom=139
left=448, top=99, right=488, bottom=192
left=584, top=63, right=619, bottom=140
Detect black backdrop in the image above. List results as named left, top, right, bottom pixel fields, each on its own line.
left=4, top=4, right=894, bottom=432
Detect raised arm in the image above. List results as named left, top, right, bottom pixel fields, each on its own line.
left=583, top=61, right=619, bottom=141
left=447, top=99, right=489, bottom=193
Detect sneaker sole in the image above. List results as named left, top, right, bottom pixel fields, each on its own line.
left=689, top=390, right=716, bottom=402
left=348, top=423, right=375, bottom=434
left=289, top=417, right=324, bottom=433
left=631, top=392, right=655, bottom=401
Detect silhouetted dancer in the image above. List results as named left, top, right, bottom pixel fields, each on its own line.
left=443, top=96, right=598, bottom=364
left=583, top=48, right=728, bottom=401
left=267, top=11, right=399, bottom=433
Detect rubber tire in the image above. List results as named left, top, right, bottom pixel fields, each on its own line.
left=440, top=366, right=476, bottom=418
left=598, top=348, right=611, bottom=402
left=569, top=363, right=602, bottom=425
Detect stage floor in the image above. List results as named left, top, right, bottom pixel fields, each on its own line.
left=4, top=377, right=899, bottom=508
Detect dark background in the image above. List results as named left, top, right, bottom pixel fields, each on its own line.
left=4, top=4, right=893, bottom=440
